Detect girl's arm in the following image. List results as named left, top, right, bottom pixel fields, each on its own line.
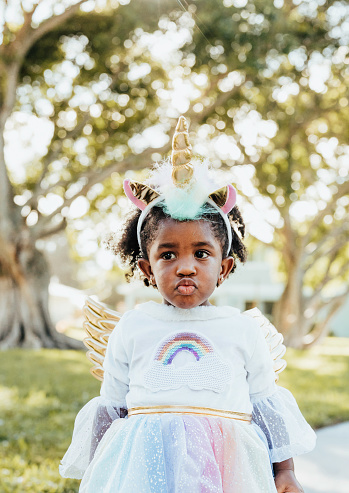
left=60, top=320, right=130, bottom=479
left=274, top=458, right=304, bottom=493
left=89, top=324, right=130, bottom=460
left=89, top=398, right=127, bottom=461
left=245, top=320, right=315, bottom=491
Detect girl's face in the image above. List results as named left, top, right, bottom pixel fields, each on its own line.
left=138, top=219, right=234, bottom=309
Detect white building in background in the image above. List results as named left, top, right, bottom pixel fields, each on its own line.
left=48, top=280, right=85, bottom=332
left=211, top=261, right=284, bottom=320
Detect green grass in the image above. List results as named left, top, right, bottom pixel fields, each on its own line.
left=1, top=338, right=348, bottom=492
left=0, top=350, right=99, bottom=492
left=278, top=337, right=349, bottom=429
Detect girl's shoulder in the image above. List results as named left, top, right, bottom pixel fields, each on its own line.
left=115, top=306, right=145, bottom=330
left=115, top=303, right=165, bottom=334
left=116, top=303, right=267, bottom=339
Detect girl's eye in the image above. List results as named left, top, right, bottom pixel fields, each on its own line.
left=195, top=250, right=209, bottom=259
left=160, top=252, right=176, bottom=260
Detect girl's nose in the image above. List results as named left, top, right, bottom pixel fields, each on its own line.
left=176, top=258, right=196, bottom=276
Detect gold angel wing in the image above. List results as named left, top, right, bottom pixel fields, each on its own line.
left=242, top=307, right=287, bottom=382
left=83, top=296, right=122, bottom=382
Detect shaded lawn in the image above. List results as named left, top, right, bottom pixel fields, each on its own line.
left=1, top=337, right=348, bottom=492
left=0, top=350, right=99, bottom=492
left=279, top=338, right=349, bottom=428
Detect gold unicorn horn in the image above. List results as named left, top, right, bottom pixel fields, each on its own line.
left=171, top=116, right=194, bottom=187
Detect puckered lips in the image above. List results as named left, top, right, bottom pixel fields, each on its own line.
left=176, top=278, right=197, bottom=295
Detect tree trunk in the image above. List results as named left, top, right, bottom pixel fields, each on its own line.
left=273, top=267, right=347, bottom=349
left=0, top=1, right=93, bottom=349
left=272, top=248, right=307, bottom=348
left=272, top=215, right=309, bottom=348
left=274, top=283, right=345, bottom=349
left=0, top=234, right=83, bottom=349
left=273, top=287, right=306, bottom=349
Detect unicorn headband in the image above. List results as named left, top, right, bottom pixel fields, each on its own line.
left=123, top=116, right=237, bottom=256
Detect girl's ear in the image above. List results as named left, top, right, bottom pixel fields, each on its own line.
left=218, top=256, right=234, bottom=284
left=137, top=258, right=153, bottom=280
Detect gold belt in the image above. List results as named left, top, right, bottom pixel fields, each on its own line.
left=128, top=405, right=252, bottom=423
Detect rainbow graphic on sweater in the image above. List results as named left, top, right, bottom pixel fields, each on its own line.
left=155, top=332, right=213, bottom=365
left=144, top=331, right=232, bottom=393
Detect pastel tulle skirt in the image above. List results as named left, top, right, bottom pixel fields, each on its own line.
left=79, top=414, right=277, bottom=493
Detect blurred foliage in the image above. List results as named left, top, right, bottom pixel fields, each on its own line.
left=1, top=0, right=348, bottom=344
left=1, top=339, right=349, bottom=490
left=15, top=3, right=172, bottom=192
left=11, top=0, right=347, bottom=289
left=182, top=0, right=349, bottom=289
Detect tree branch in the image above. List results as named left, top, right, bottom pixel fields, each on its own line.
left=30, top=139, right=173, bottom=240
left=1, top=7, right=35, bottom=59
left=280, top=211, right=303, bottom=266
left=308, top=261, right=349, bottom=310
left=0, top=1, right=89, bottom=233
left=302, top=221, right=349, bottom=266
left=28, top=59, right=131, bottom=208
left=188, top=75, right=252, bottom=126
left=29, top=111, right=92, bottom=206
left=302, top=180, right=349, bottom=245
left=0, top=10, right=37, bottom=228
left=303, top=234, right=348, bottom=272
left=13, top=1, right=89, bottom=62
left=313, top=250, right=343, bottom=297
left=0, top=149, right=16, bottom=236
left=35, top=217, right=67, bottom=240
left=0, top=62, right=21, bottom=126
left=303, top=288, right=349, bottom=348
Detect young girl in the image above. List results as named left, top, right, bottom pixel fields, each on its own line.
left=60, top=117, right=316, bottom=492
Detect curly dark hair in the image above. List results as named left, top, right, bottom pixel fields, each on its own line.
left=105, top=203, right=248, bottom=287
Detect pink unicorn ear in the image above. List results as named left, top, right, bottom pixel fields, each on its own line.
left=209, top=184, right=237, bottom=214
left=123, top=179, right=160, bottom=211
